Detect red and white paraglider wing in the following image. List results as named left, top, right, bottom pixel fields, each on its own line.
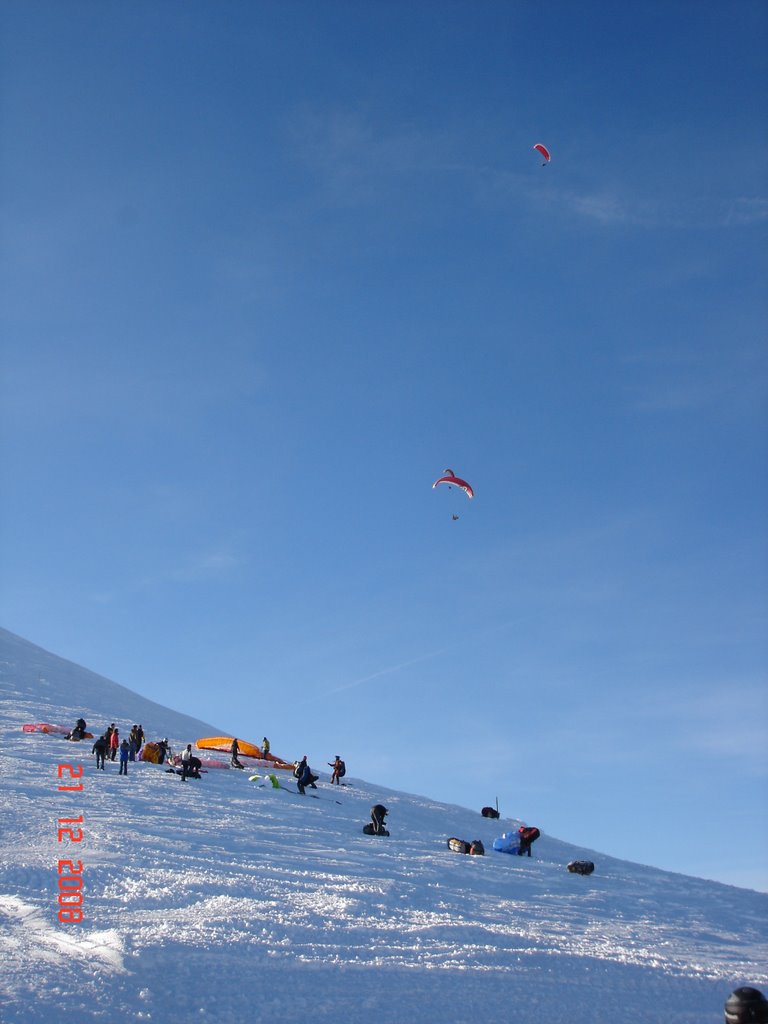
left=432, top=472, right=474, bottom=499
left=532, top=143, right=551, bottom=164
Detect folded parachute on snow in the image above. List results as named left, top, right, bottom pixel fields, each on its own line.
left=532, top=142, right=551, bottom=165
left=432, top=468, right=474, bottom=499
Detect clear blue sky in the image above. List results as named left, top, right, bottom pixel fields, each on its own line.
left=1, top=1, right=766, bottom=890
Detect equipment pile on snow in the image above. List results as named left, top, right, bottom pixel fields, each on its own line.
left=447, top=837, right=485, bottom=855
left=567, top=860, right=595, bottom=876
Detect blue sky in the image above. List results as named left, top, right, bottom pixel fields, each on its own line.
left=1, top=1, right=766, bottom=890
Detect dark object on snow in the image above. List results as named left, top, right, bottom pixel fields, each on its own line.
left=68, top=718, right=87, bottom=741
left=447, top=837, right=485, bottom=855
left=481, top=806, right=500, bottom=819
left=364, top=804, right=389, bottom=836
left=567, top=860, right=595, bottom=876
left=182, top=756, right=203, bottom=780
left=363, top=822, right=390, bottom=836
left=725, top=987, right=768, bottom=1024
left=518, top=826, right=540, bottom=857
left=448, top=837, right=470, bottom=854
left=167, top=762, right=203, bottom=779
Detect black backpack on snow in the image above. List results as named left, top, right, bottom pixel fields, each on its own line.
left=567, top=860, right=595, bottom=876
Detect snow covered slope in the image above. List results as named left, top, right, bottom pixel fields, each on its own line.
left=1, top=628, right=766, bottom=1023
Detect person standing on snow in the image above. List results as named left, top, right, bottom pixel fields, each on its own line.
left=92, top=734, right=108, bottom=770
left=328, top=756, right=345, bottom=785
left=181, top=743, right=193, bottom=782
left=109, top=728, right=120, bottom=762
left=119, top=739, right=130, bottom=775
left=230, top=738, right=244, bottom=769
left=262, top=737, right=270, bottom=757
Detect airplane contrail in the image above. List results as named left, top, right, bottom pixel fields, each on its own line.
left=320, top=617, right=525, bottom=699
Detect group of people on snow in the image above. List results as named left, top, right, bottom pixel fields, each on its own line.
left=88, top=722, right=161, bottom=773
left=82, top=723, right=547, bottom=871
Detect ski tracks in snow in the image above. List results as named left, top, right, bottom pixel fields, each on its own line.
left=0, top=894, right=126, bottom=1007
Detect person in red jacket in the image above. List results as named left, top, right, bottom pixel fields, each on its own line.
left=109, top=728, right=120, bottom=762
left=518, top=826, right=540, bottom=857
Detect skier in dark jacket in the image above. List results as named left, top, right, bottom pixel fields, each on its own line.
left=231, top=738, right=243, bottom=769
left=92, top=735, right=108, bottom=770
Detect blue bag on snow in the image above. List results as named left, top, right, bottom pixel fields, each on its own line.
left=492, top=831, right=521, bottom=854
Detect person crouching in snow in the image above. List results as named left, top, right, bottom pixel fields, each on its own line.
left=518, top=826, right=540, bottom=857
left=294, top=757, right=318, bottom=794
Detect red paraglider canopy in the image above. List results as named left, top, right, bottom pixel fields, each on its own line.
left=432, top=469, right=474, bottom=499
left=532, top=143, right=551, bottom=164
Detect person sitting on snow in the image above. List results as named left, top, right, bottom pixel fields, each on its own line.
left=370, top=804, right=389, bottom=835
left=68, top=717, right=87, bottom=741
